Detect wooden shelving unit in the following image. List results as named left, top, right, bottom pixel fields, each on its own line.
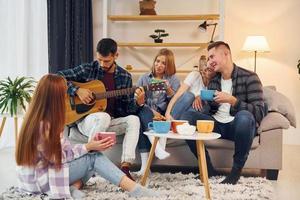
left=102, top=0, right=224, bottom=70
left=108, top=14, right=219, bottom=21
left=117, top=42, right=208, bottom=48
left=127, top=68, right=192, bottom=73
left=110, top=15, right=218, bottom=48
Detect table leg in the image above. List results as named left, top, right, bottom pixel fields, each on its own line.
left=14, top=117, right=18, bottom=145
left=140, top=137, right=159, bottom=186
left=0, top=117, right=7, bottom=138
left=196, top=140, right=204, bottom=183
left=196, top=140, right=211, bottom=200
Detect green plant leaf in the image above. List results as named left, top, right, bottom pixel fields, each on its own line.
left=0, top=76, right=35, bottom=116
left=19, top=98, right=26, bottom=111
left=161, top=33, right=169, bottom=37
left=154, top=29, right=165, bottom=33
left=0, top=101, right=8, bottom=114
left=15, top=77, right=25, bottom=86
left=150, top=34, right=158, bottom=39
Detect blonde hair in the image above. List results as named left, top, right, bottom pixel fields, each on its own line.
left=152, top=48, right=176, bottom=76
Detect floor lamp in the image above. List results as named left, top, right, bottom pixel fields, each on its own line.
left=242, top=36, right=270, bottom=73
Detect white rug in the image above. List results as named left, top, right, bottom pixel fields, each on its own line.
left=0, top=173, right=274, bottom=200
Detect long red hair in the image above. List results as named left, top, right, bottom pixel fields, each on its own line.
left=15, top=74, right=67, bottom=169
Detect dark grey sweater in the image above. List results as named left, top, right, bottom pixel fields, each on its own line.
left=208, top=64, right=267, bottom=125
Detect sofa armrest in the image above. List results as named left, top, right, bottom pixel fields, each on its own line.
left=257, top=112, right=290, bottom=134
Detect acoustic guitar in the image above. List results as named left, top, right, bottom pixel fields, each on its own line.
left=65, top=80, right=166, bottom=125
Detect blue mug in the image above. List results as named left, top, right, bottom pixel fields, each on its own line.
left=200, top=89, right=216, bottom=101
left=148, top=121, right=171, bottom=134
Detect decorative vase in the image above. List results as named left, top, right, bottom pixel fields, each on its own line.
left=139, top=0, right=157, bottom=15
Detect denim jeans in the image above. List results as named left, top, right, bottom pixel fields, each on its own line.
left=137, top=105, right=154, bottom=152
left=68, top=152, right=125, bottom=186
left=170, top=91, right=195, bottom=120
left=180, top=110, right=256, bottom=169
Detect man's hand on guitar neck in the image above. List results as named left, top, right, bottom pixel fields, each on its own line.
left=134, top=87, right=145, bottom=106
left=76, top=88, right=94, bottom=104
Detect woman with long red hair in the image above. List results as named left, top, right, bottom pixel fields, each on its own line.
left=15, top=74, right=158, bottom=199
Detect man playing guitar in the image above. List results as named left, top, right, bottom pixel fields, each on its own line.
left=58, top=38, right=144, bottom=180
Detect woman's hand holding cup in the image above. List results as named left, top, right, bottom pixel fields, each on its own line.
left=86, top=136, right=115, bottom=152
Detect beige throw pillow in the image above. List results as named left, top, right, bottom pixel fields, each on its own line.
left=263, top=87, right=296, bottom=128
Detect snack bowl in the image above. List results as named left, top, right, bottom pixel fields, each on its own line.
left=176, top=123, right=196, bottom=135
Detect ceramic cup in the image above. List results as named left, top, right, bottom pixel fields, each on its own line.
left=94, top=132, right=116, bottom=144
left=148, top=121, right=171, bottom=134
left=196, top=120, right=214, bottom=133
left=200, top=89, right=216, bottom=101
left=171, top=120, right=188, bottom=133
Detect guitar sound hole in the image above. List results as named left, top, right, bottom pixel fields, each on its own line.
left=75, top=93, right=96, bottom=114
left=76, top=104, right=95, bottom=114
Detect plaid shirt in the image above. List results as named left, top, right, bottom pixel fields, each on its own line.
left=207, top=64, right=267, bottom=125
left=58, top=61, right=139, bottom=117
left=17, top=136, right=87, bottom=199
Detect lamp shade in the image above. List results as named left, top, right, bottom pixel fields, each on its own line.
left=242, top=36, right=270, bottom=52
left=198, top=21, right=207, bottom=31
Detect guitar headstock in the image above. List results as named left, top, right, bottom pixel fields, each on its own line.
left=147, top=81, right=167, bottom=92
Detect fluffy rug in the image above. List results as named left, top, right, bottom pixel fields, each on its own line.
left=0, top=173, right=274, bottom=200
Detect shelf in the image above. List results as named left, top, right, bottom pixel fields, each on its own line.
left=127, top=68, right=192, bottom=73
left=108, top=14, right=219, bottom=21
left=118, top=42, right=208, bottom=48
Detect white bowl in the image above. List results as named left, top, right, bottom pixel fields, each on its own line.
left=177, top=124, right=196, bottom=135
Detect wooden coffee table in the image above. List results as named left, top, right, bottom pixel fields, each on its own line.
left=141, top=131, right=220, bottom=200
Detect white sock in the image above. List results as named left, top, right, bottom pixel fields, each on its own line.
left=158, top=138, right=167, bottom=149
left=70, top=186, right=86, bottom=199
left=147, top=136, right=170, bottom=160
left=128, top=184, right=160, bottom=197
left=136, top=152, right=149, bottom=176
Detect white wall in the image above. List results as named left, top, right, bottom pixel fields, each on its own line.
left=93, top=0, right=299, bottom=144
left=224, top=0, right=300, bottom=144
left=0, top=0, right=48, bottom=149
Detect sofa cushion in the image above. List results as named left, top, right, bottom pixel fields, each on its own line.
left=204, top=136, right=260, bottom=150
left=263, top=87, right=296, bottom=127
left=257, top=112, right=290, bottom=134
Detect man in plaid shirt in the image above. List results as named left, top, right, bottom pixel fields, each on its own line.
left=181, top=41, right=267, bottom=185
left=58, top=38, right=143, bottom=180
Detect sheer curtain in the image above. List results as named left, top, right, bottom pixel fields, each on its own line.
left=0, top=0, right=48, bottom=149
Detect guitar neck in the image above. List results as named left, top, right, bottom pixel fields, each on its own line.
left=95, top=85, right=148, bottom=99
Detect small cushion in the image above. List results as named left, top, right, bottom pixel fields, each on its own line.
left=263, top=87, right=296, bottom=128
left=257, top=112, right=290, bottom=133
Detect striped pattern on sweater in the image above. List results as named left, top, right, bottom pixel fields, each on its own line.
left=208, top=64, right=267, bottom=125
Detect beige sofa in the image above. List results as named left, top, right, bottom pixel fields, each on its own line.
left=67, top=86, right=296, bottom=180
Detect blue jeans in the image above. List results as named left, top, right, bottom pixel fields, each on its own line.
left=180, top=110, right=256, bottom=169
left=170, top=91, right=195, bottom=120
left=68, top=152, right=125, bottom=186
left=137, top=105, right=154, bottom=152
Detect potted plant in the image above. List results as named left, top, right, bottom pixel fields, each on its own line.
left=0, top=76, right=35, bottom=116
left=149, top=29, right=169, bottom=43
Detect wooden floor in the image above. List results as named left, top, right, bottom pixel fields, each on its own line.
left=0, top=145, right=299, bottom=199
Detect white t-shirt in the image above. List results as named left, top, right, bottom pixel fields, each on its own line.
left=183, top=71, right=206, bottom=96
left=213, top=78, right=235, bottom=123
